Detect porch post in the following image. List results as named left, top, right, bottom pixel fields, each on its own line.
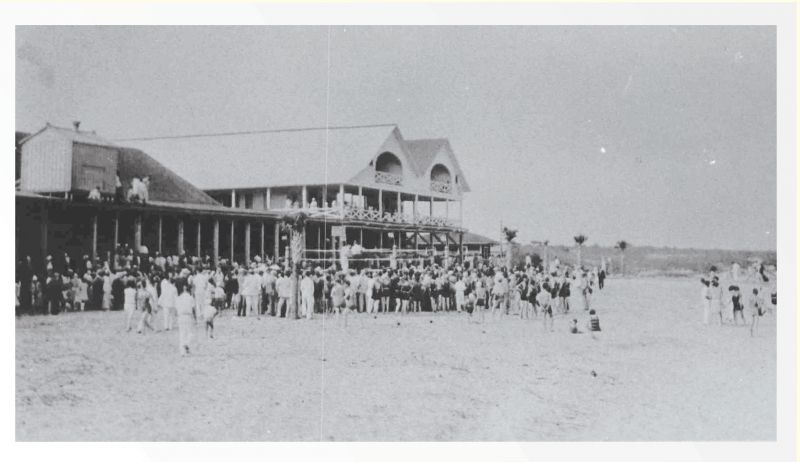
left=302, top=185, right=308, bottom=209
left=273, top=221, right=280, bottom=259
left=230, top=220, right=235, bottom=262
left=213, top=219, right=220, bottom=267
left=157, top=215, right=163, bottom=253
left=413, top=194, right=418, bottom=220
left=245, top=221, right=251, bottom=264
left=91, top=213, right=98, bottom=261
left=378, top=189, right=383, bottom=214
left=266, top=188, right=271, bottom=210
left=231, top=189, right=237, bottom=208
left=260, top=222, right=265, bottom=258
left=338, top=184, right=345, bottom=215
left=195, top=220, right=201, bottom=258
left=177, top=219, right=184, bottom=255
left=134, top=214, right=142, bottom=251
left=396, top=191, right=401, bottom=214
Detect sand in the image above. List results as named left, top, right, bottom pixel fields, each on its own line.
left=15, top=277, right=776, bottom=441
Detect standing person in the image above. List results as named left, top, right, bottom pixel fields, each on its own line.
left=578, top=272, right=591, bottom=311
left=300, top=271, right=315, bottom=320
left=124, top=279, right=137, bottom=332
left=136, top=280, right=156, bottom=334
left=700, top=278, right=711, bottom=325
left=343, top=279, right=356, bottom=326
left=454, top=276, right=467, bottom=313
left=204, top=279, right=221, bottom=338
left=356, top=269, right=368, bottom=313
left=598, top=266, right=606, bottom=290
left=369, top=272, right=381, bottom=314
left=193, top=267, right=210, bottom=319
left=749, top=288, right=764, bottom=337
left=224, top=271, right=238, bottom=311
left=331, top=276, right=346, bottom=319
left=709, top=277, right=724, bottom=326
left=558, top=272, right=572, bottom=314
left=175, top=279, right=195, bottom=355
left=365, top=271, right=376, bottom=314
left=159, top=275, right=177, bottom=331
left=729, top=285, right=745, bottom=326
left=537, top=281, right=554, bottom=331
left=241, top=268, right=260, bottom=317
left=275, top=271, right=292, bottom=318
left=474, top=280, right=487, bottom=323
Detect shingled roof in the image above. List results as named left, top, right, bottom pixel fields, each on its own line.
left=117, top=148, right=220, bottom=205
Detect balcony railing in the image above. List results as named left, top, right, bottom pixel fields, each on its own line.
left=375, top=171, right=403, bottom=186
left=343, top=205, right=455, bottom=228
left=430, top=180, right=458, bottom=194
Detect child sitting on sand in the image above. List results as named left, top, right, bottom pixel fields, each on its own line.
left=569, top=319, right=582, bottom=334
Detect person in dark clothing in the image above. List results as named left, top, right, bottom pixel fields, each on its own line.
left=91, top=273, right=105, bottom=310
left=45, top=273, right=64, bottom=315
left=224, top=274, right=238, bottom=310
left=598, top=269, right=606, bottom=290
left=16, top=257, right=33, bottom=315
left=111, top=275, right=125, bottom=311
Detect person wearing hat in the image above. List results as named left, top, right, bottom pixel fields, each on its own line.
left=240, top=268, right=259, bottom=317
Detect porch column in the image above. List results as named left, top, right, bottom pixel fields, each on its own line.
left=230, top=220, right=235, bottom=262
left=266, top=188, right=272, bottom=210
left=413, top=194, right=418, bottom=219
left=445, top=199, right=449, bottom=220
left=177, top=219, right=184, bottom=255
left=396, top=191, right=402, bottom=214
left=359, top=227, right=364, bottom=245
left=213, top=219, right=220, bottom=267
left=91, top=214, right=98, bottom=261
left=273, top=221, right=280, bottom=259
left=113, top=212, right=119, bottom=250
left=338, top=184, right=345, bottom=215
left=429, top=197, right=434, bottom=217
left=358, top=186, right=363, bottom=208
left=302, top=185, right=308, bottom=209
left=195, top=220, right=201, bottom=258
left=157, top=215, right=163, bottom=254
left=458, top=232, right=464, bottom=264
left=134, top=214, right=142, bottom=251
left=260, top=222, right=265, bottom=257
left=378, top=189, right=383, bottom=214
left=245, top=221, right=251, bottom=264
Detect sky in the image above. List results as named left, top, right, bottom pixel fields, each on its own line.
left=15, top=26, right=776, bottom=251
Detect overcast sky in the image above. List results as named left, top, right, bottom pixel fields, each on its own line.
left=16, top=26, right=776, bottom=250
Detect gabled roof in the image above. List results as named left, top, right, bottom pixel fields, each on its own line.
left=122, top=124, right=398, bottom=190
left=404, top=138, right=447, bottom=176
left=117, top=148, right=220, bottom=206
left=20, top=123, right=118, bottom=148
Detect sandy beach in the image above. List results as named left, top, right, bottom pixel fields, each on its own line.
left=15, top=277, right=776, bottom=441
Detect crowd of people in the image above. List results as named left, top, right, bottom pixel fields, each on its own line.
left=16, top=242, right=611, bottom=352
left=699, top=263, right=777, bottom=337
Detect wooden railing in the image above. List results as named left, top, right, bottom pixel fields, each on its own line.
left=374, top=171, right=403, bottom=186
left=430, top=180, right=458, bottom=194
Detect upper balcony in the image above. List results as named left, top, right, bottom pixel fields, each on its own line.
left=374, top=171, right=403, bottom=186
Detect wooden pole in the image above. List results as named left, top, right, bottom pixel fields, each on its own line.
left=260, top=222, right=265, bottom=258
left=339, top=184, right=345, bottom=215
left=230, top=220, right=235, bottom=263
left=177, top=219, right=184, bottom=255
left=378, top=189, right=383, bottom=214
left=195, top=220, right=201, bottom=258
left=134, top=214, right=142, bottom=251
left=266, top=188, right=271, bottom=210
left=245, top=221, right=251, bottom=264
left=157, top=215, right=163, bottom=254
left=91, top=214, right=98, bottom=261
left=213, top=219, right=220, bottom=267
left=273, top=221, right=280, bottom=259
left=302, top=185, right=308, bottom=209
left=231, top=189, right=237, bottom=208
left=113, top=212, right=119, bottom=250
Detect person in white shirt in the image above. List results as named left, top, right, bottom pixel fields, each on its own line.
left=300, top=271, right=315, bottom=320
left=159, top=275, right=178, bottom=331
left=365, top=272, right=376, bottom=314
left=175, top=280, right=195, bottom=355
left=192, top=269, right=209, bottom=320
left=88, top=186, right=102, bottom=201
left=123, top=279, right=137, bottom=332
left=275, top=272, right=293, bottom=318
left=241, top=269, right=260, bottom=317
left=454, top=277, right=467, bottom=313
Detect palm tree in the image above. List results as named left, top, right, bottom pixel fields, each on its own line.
left=502, top=226, right=518, bottom=269
left=280, top=211, right=308, bottom=319
left=615, top=240, right=629, bottom=275
left=573, top=234, right=588, bottom=269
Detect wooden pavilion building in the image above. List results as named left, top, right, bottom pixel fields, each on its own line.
left=15, top=123, right=471, bottom=272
